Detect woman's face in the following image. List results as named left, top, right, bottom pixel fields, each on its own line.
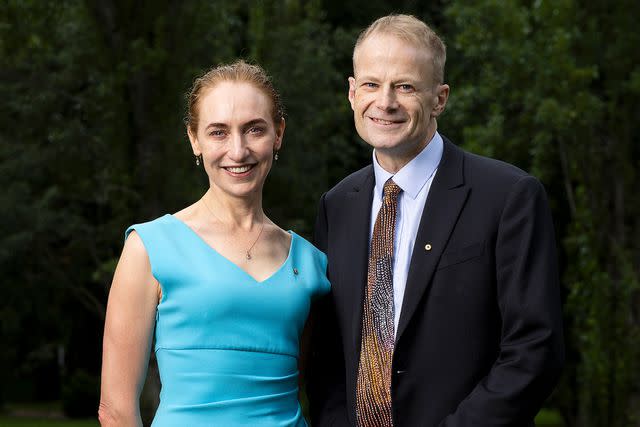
left=188, top=81, right=285, bottom=199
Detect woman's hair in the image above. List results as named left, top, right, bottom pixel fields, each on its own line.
left=186, top=59, right=284, bottom=134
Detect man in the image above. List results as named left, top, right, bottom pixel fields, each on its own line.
left=309, top=14, right=564, bottom=427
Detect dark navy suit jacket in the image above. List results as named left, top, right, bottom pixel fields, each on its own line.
left=308, top=137, right=564, bottom=427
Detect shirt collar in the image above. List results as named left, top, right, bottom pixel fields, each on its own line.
left=372, top=131, right=444, bottom=200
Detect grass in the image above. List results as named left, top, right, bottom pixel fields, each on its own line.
left=0, top=418, right=98, bottom=427
left=1, top=402, right=562, bottom=427
left=0, top=415, right=563, bottom=427
left=1, top=402, right=98, bottom=427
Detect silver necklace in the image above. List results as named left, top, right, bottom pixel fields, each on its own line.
left=201, top=196, right=265, bottom=261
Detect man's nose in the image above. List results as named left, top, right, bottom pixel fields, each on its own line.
left=376, top=86, right=398, bottom=111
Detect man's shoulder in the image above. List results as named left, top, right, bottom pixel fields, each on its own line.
left=465, top=149, right=528, bottom=180
left=443, top=136, right=531, bottom=185
left=324, top=164, right=373, bottom=200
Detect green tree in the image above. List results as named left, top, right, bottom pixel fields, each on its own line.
left=0, top=0, right=354, bottom=413
left=2, top=1, right=638, bottom=425
left=444, top=0, right=640, bottom=425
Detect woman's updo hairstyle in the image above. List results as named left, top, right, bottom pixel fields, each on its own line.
left=186, top=60, right=285, bottom=134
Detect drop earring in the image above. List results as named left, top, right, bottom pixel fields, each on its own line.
left=195, top=154, right=201, bottom=166
left=274, top=151, right=279, bottom=161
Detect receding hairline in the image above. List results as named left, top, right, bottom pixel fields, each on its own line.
left=352, top=32, right=436, bottom=68
left=352, top=14, right=447, bottom=84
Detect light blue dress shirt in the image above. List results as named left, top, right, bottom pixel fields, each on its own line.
left=370, top=131, right=444, bottom=333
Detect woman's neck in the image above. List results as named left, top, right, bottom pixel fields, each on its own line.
left=201, top=188, right=265, bottom=230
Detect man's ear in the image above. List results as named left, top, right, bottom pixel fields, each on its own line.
left=431, top=84, right=450, bottom=118
left=348, top=77, right=356, bottom=111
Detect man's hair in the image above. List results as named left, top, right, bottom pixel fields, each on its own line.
left=353, top=14, right=446, bottom=85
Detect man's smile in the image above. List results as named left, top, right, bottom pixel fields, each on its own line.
left=368, top=116, right=406, bottom=126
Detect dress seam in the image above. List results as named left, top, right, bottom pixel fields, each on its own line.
left=155, top=346, right=298, bottom=358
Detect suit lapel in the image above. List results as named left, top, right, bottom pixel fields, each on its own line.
left=341, top=167, right=375, bottom=355
left=396, top=140, right=469, bottom=340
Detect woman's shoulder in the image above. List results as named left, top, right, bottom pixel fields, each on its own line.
left=125, top=200, right=200, bottom=240
left=125, top=214, right=174, bottom=240
left=291, top=231, right=327, bottom=263
left=290, top=231, right=330, bottom=294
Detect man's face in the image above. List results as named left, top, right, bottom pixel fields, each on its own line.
left=348, top=33, right=448, bottom=172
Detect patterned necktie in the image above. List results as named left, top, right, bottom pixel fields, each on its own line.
left=356, top=178, right=402, bottom=427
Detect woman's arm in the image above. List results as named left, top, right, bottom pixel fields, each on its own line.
left=99, top=231, right=160, bottom=427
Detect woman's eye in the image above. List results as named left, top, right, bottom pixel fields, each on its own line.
left=209, top=130, right=226, bottom=137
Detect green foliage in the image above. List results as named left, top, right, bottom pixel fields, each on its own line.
left=1, top=1, right=638, bottom=425
left=0, top=0, right=359, bottom=405
left=61, top=370, right=99, bottom=419
left=536, top=408, right=565, bottom=427
left=445, top=0, right=640, bottom=425
left=244, top=0, right=363, bottom=235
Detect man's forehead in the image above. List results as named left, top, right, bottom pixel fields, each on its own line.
left=353, top=33, right=432, bottom=78
left=355, top=32, right=425, bottom=55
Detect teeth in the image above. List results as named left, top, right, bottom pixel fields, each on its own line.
left=227, top=165, right=252, bottom=173
left=372, top=118, right=395, bottom=125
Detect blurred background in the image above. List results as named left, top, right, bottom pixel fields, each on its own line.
left=1, top=0, right=638, bottom=426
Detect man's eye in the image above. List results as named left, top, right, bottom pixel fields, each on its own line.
left=398, top=84, right=414, bottom=91
left=363, top=82, right=378, bottom=88
left=249, top=126, right=265, bottom=135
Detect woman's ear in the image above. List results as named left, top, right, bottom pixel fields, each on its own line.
left=187, top=126, right=201, bottom=156
left=274, top=118, right=286, bottom=151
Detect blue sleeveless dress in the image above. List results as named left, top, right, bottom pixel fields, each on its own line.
left=125, top=214, right=330, bottom=426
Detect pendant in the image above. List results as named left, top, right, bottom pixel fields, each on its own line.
left=246, top=252, right=252, bottom=260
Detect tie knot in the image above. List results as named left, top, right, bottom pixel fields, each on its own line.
left=382, top=179, right=402, bottom=204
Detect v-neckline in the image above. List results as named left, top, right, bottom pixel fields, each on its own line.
left=167, top=214, right=295, bottom=284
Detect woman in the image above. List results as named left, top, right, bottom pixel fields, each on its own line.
left=99, top=60, right=329, bottom=426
